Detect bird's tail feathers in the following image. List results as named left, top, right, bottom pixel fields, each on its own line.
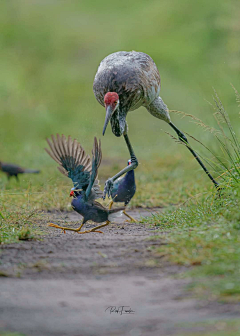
left=23, top=169, right=40, bottom=174
left=108, top=206, right=125, bottom=214
left=108, top=206, right=125, bottom=221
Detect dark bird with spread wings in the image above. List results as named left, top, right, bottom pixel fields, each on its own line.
left=45, top=134, right=124, bottom=234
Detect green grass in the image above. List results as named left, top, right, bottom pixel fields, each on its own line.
left=140, top=90, right=240, bottom=302
left=0, top=205, right=43, bottom=244
left=142, top=97, right=240, bottom=302
left=176, top=319, right=240, bottom=336
left=0, top=0, right=240, bottom=163
left=142, top=182, right=240, bottom=302
left=0, top=0, right=240, bottom=305
left=0, top=154, right=209, bottom=243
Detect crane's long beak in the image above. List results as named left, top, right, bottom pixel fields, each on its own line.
left=103, top=105, right=113, bottom=136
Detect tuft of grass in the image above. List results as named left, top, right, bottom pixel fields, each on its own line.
left=143, top=184, right=240, bottom=302
left=171, top=87, right=240, bottom=185
left=0, top=206, right=43, bottom=244
left=142, top=94, right=240, bottom=302
left=18, top=226, right=32, bottom=241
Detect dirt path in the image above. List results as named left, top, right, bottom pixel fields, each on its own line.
left=0, top=209, right=239, bottom=336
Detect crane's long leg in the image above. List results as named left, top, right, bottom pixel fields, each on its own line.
left=103, top=134, right=138, bottom=199
left=169, top=122, right=220, bottom=190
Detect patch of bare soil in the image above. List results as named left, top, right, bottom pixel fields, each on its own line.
left=0, top=209, right=239, bottom=336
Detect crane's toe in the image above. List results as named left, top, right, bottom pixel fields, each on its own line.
left=103, top=178, right=114, bottom=199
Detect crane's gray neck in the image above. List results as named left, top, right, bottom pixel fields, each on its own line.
left=147, top=97, right=171, bottom=123
left=110, top=108, right=127, bottom=137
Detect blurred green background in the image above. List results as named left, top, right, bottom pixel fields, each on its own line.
left=0, top=0, right=239, bottom=205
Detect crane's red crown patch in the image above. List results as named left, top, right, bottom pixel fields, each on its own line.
left=104, top=92, right=119, bottom=105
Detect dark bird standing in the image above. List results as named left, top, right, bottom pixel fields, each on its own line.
left=110, top=159, right=136, bottom=222
left=0, top=161, right=40, bottom=181
left=45, top=134, right=124, bottom=234
left=93, top=51, right=219, bottom=198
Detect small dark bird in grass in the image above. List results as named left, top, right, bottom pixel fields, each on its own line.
left=45, top=134, right=124, bottom=234
left=110, top=159, right=137, bottom=222
left=0, top=161, right=40, bottom=181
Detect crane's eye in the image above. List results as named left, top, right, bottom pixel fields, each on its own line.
left=114, top=101, right=118, bottom=104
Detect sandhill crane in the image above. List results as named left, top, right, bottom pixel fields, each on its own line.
left=93, top=51, right=219, bottom=198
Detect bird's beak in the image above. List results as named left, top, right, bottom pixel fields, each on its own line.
left=103, top=105, right=113, bottom=136
left=70, top=190, right=74, bottom=197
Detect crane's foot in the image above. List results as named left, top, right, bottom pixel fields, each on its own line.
left=103, top=178, right=114, bottom=199
left=123, top=210, right=137, bottom=223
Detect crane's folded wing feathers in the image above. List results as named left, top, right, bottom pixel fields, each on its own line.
left=45, top=134, right=102, bottom=198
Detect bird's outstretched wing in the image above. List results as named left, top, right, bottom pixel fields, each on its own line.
left=86, top=137, right=102, bottom=199
left=45, top=134, right=103, bottom=199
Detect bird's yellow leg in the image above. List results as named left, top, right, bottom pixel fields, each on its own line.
left=48, top=220, right=111, bottom=235
left=88, top=220, right=110, bottom=233
left=109, top=201, right=114, bottom=210
left=48, top=220, right=85, bottom=234
left=123, top=210, right=137, bottom=223
left=77, top=229, right=104, bottom=234
left=77, top=221, right=110, bottom=234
